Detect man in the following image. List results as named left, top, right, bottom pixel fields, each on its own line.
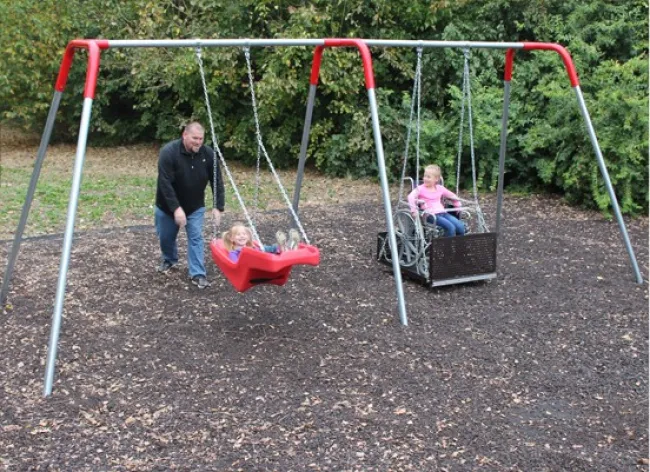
left=155, top=122, right=225, bottom=289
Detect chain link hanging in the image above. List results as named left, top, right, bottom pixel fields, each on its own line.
left=396, top=46, right=423, bottom=212
left=243, top=47, right=311, bottom=245
left=455, top=50, right=467, bottom=195
left=195, top=47, right=262, bottom=244
left=455, top=48, right=488, bottom=232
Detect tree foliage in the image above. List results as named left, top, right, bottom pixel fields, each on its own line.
left=1, top=0, right=647, bottom=215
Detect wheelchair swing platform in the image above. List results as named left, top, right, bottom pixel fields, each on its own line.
left=377, top=231, right=497, bottom=287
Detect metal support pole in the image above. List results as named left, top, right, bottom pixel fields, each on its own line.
left=1, top=92, right=63, bottom=307
left=573, top=86, right=643, bottom=284
left=29, top=38, right=641, bottom=398
left=291, top=84, right=318, bottom=218
left=43, top=97, right=94, bottom=396
left=495, top=80, right=511, bottom=236
left=368, top=90, right=408, bottom=325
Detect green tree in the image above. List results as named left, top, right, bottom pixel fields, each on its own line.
left=1, top=0, right=647, bottom=214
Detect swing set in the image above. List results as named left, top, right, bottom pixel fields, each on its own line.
left=0, top=38, right=643, bottom=398
left=377, top=47, right=496, bottom=287
left=195, top=46, right=320, bottom=292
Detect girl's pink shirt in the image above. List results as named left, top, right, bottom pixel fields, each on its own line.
left=407, top=184, right=459, bottom=215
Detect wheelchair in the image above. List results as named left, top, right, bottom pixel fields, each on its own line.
left=377, top=178, right=495, bottom=286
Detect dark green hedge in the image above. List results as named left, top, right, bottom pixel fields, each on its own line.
left=1, top=0, right=647, bottom=215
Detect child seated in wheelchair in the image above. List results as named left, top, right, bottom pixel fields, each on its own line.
left=407, top=164, right=466, bottom=237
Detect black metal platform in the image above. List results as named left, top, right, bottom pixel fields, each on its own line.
left=377, top=231, right=497, bottom=287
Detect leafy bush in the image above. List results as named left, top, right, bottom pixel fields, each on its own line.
left=1, top=0, right=647, bottom=215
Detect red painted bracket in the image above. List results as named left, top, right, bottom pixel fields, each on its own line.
left=309, top=39, right=376, bottom=90
left=55, top=39, right=110, bottom=99
left=505, top=43, right=579, bottom=87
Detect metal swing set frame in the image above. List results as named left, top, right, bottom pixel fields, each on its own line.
left=0, top=38, right=643, bottom=397
left=377, top=46, right=497, bottom=288
left=196, top=46, right=321, bottom=293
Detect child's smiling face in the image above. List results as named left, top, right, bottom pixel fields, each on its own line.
left=423, top=169, right=440, bottom=188
left=232, top=226, right=251, bottom=248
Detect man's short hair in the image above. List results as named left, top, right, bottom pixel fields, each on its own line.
left=184, top=121, right=204, bottom=134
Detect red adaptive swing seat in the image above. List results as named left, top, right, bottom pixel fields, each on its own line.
left=210, top=238, right=320, bottom=292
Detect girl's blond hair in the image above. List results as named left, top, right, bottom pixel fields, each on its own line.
left=222, top=222, right=254, bottom=251
left=424, top=164, right=441, bottom=177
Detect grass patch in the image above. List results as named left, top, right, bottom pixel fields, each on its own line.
left=1, top=158, right=316, bottom=239
left=0, top=128, right=385, bottom=240
left=1, top=165, right=160, bottom=238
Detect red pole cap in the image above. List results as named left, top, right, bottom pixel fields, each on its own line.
left=504, top=49, right=516, bottom=81
left=309, top=46, right=325, bottom=86
left=523, top=42, right=580, bottom=87
left=54, top=39, right=109, bottom=98
left=323, top=39, right=376, bottom=90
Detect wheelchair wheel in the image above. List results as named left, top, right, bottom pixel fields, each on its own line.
left=395, top=210, right=416, bottom=237
left=394, top=211, right=420, bottom=268
left=459, top=209, right=472, bottom=234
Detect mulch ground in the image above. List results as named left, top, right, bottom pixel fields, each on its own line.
left=1, top=195, right=648, bottom=471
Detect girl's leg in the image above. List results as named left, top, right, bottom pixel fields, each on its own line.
left=444, top=213, right=465, bottom=236
left=262, top=244, right=281, bottom=254
left=435, top=213, right=456, bottom=237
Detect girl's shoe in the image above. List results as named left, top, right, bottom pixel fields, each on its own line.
left=275, top=231, right=287, bottom=251
left=288, top=229, right=301, bottom=250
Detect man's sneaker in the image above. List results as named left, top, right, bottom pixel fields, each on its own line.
left=191, top=275, right=211, bottom=289
left=288, top=229, right=301, bottom=250
left=276, top=231, right=287, bottom=252
left=157, top=260, right=177, bottom=273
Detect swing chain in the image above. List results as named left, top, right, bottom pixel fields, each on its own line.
left=415, top=47, right=423, bottom=198
left=455, top=48, right=488, bottom=232
left=455, top=49, right=467, bottom=195
left=464, top=50, right=479, bottom=206
left=243, top=47, right=311, bottom=245
left=195, top=47, right=262, bottom=244
left=254, top=142, right=261, bottom=223
left=396, top=46, right=423, bottom=211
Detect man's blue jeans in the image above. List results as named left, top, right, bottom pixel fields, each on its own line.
left=155, top=206, right=206, bottom=278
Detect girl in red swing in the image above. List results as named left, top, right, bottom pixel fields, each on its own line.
left=222, top=222, right=301, bottom=262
